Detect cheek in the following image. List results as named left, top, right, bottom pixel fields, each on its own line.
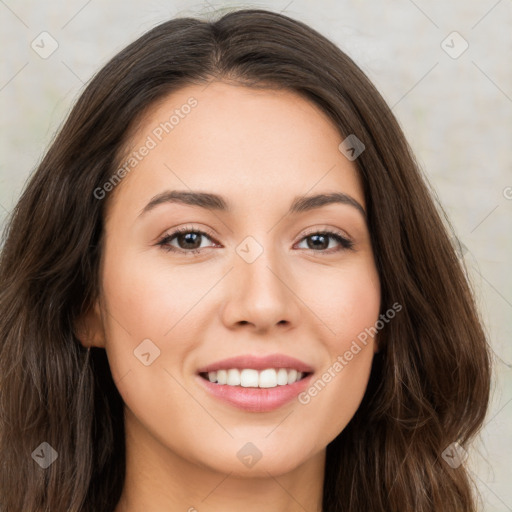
left=294, top=258, right=380, bottom=441
left=98, top=250, right=206, bottom=437
left=97, top=244, right=204, bottom=392
left=296, top=256, right=381, bottom=342
left=101, top=244, right=215, bottom=345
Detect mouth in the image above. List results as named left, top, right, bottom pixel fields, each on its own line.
left=195, top=353, right=314, bottom=412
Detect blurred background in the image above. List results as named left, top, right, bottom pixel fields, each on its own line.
left=0, top=1, right=511, bottom=510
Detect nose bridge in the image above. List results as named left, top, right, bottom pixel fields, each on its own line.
left=223, top=231, right=299, bottom=330
left=236, top=231, right=286, bottom=298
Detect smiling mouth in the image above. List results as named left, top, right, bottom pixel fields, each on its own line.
left=199, top=368, right=312, bottom=388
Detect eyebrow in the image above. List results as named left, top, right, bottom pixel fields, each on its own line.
left=137, top=190, right=366, bottom=219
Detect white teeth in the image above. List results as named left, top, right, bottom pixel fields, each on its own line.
left=240, top=369, right=259, bottom=387
left=227, top=369, right=241, bottom=386
left=204, top=368, right=307, bottom=388
left=276, top=368, right=288, bottom=385
left=287, top=369, right=297, bottom=384
left=259, top=368, right=277, bottom=388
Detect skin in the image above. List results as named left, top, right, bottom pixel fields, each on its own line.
left=77, top=81, right=381, bottom=512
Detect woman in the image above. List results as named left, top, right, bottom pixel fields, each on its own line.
left=0, top=8, right=491, bottom=512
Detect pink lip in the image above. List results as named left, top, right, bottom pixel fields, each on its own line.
left=196, top=372, right=314, bottom=412
left=196, top=353, right=314, bottom=373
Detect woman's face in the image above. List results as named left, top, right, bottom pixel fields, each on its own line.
left=84, top=81, right=380, bottom=477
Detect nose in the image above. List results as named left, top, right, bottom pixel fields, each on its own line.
left=220, top=241, right=301, bottom=334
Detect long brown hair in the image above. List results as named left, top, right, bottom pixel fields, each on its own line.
left=0, top=8, right=491, bottom=511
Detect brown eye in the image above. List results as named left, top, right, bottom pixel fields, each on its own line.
left=296, top=231, right=354, bottom=253
left=157, top=228, right=218, bottom=255
left=174, top=232, right=203, bottom=250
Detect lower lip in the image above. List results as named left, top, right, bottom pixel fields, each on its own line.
left=196, top=373, right=314, bottom=412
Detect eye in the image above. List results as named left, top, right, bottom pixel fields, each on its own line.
left=156, top=226, right=219, bottom=255
left=156, top=226, right=354, bottom=256
left=295, top=230, right=354, bottom=253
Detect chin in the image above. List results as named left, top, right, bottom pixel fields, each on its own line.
left=190, top=436, right=319, bottom=477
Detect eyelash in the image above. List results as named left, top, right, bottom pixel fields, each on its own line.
left=156, top=225, right=354, bottom=256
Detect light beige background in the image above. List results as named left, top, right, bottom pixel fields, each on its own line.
left=0, top=1, right=511, bottom=510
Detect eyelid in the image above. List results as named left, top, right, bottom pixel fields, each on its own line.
left=157, top=224, right=220, bottom=247
left=297, top=225, right=353, bottom=244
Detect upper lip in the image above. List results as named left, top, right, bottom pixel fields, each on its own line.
left=196, top=353, right=314, bottom=374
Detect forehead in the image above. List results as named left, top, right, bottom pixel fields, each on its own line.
left=105, top=81, right=364, bottom=220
